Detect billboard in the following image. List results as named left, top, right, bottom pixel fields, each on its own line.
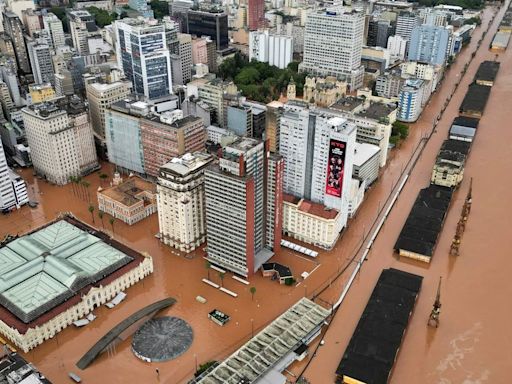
left=325, top=139, right=346, bottom=198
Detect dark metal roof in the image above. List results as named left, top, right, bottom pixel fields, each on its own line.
left=452, top=116, right=479, bottom=129
left=474, top=61, right=500, bottom=83
left=459, top=83, right=491, bottom=115
left=336, top=268, right=423, bottom=384
left=441, top=139, right=471, bottom=156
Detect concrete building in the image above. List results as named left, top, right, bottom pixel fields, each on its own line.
left=21, top=9, right=42, bottom=37
left=115, top=19, right=172, bottom=100
left=128, top=0, right=154, bottom=18
left=249, top=30, right=293, bottom=69
left=26, top=38, right=53, bottom=85
left=1, top=139, right=28, bottom=211
left=54, top=70, right=74, bottom=97
left=303, top=76, right=347, bottom=107
left=227, top=105, right=252, bottom=137
left=265, top=100, right=283, bottom=153
left=2, top=11, right=30, bottom=73
left=400, top=61, right=443, bottom=93
left=157, top=152, right=214, bottom=252
left=398, top=78, right=426, bottom=122
left=191, top=36, right=210, bottom=65
left=279, top=101, right=357, bottom=229
left=387, top=35, right=407, bottom=61
left=42, top=13, right=65, bottom=50
left=0, top=215, right=153, bottom=352
left=170, top=33, right=192, bottom=86
left=205, top=137, right=282, bottom=277
left=105, top=98, right=150, bottom=175
left=187, top=8, right=229, bottom=51
left=395, top=11, right=422, bottom=44
left=198, top=79, right=237, bottom=127
left=448, top=116, right=478, bottom=142
left=301, top=9, right=365, bottom=90
left=283, top=194, right=343, bottom=249
left=348, top=177, right=365, bottom=218
left=22, top=97, right=99, bottom=185
left=247, top=0, right=265, bottom=30
left=431, top=148, right=465, bottom=188
left=375, top=71, right=403, bottom=99
left=352, top=142, right=380, bottom=187
left=408, top=25, right=450, bottom=65
left=68, top=10, right=97, bottom=55
left=85, top=80, right=132, bottom=139
left=140, top=114, right=206, bottom=177
left=367, top=19, right=393, bottom=48
left=98, top=175, right=157, bottom=225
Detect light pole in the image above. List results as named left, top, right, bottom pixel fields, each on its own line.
left=304, top=285, right=308, bottom=298
left=250, top=318, right=254, bottom=338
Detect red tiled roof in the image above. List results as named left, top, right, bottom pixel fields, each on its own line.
left=298, top=200, right=339, bottom=220
left=283, top=193, right=301, bottom=205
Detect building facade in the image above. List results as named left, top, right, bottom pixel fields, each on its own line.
left=2, top=11, right=30, bottom=73
left=249, top=30, right=293, bottom=69
left=187, top=8, right=229, bottom=51
left=247, top=0, right=265, bottom=30
left=43, top=13, right=65, bottom=50
left=408, top=25, right=450, bottom=65
left=157, top=152, right=213, bottom=252
left=68, top=10, right=96, bottom=55
left=26, top=38, right=54, bottom=85
left=352, top=142, right=380, bottom=187
left=265, top=100, right=283, bottom=153
left=398, top=79, right=426, bottom=122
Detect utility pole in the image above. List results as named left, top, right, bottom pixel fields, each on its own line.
left=428, top=277, right=442, bottom=328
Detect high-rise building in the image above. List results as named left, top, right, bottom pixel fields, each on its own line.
left=279, top=101, right=356, bottom=226
left=227, top=105, right=253, bottom=137
left=247, top=0, right=265, bottom=30
left=367, top=20, right=393, bottom=48
left=128, top=0, right=154, bottom=18
left=157, top=152, right=214, bottom=252
left=21, top=9, right=42, bottom=37
left=397, top=79, right=426, bottom=122
left=249, top=30, right=293, bottom=69
left=2, top=11, right=30, bottom=73
left=55, top=69, right=74, bottom=97
left=191, top=36, right=210, bottom=65
left=140, top=113, right=206, bottom=177
left=205, top=137, right=282, bottom=276
left=115, top=18, right=173, bottom=100
left=387, top=35, right=407, bottom=61
left=22, top=97, right=99, bottom=185
left=395, top=11, right=421, bottom=45
left=68, top=10, right=97, bottom=55
left=0, top=139, right=16, bottom=210
left=43, top=13, right=65, bottom=50
left=85, top=79, right=132, bottom=139
left=198, top=79, right=237, bottom=127
left=170, top=33, right=192, bottom=86
left=26, top=38, right=54, bottom=85
left=300, top=8, right=365, bottom=90
left=28, top=83, right=56, bottom=104
left=169, top=0, right=193, bottom=33
left=408, top=25, right=450, bottom=66
left=187, top=8, right=229, bottom=51
left=265, top=101, right=283, bottom=153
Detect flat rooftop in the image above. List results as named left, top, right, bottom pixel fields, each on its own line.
left=474, top=61, right=500, bottom=83
left=159, top=152, right=214, bottom=177
left=358, top=102, right=396, bottom=120
left=336, top=268, right=422, bottom=384
left=0, top=216, right=144, bottom=327
left=0, top=350, right=51, bottom=384
left=99, top=176, right=156, bottom=207
left=330, top=97, right=364, bottom=112
left=199, top=298, right=330, bottom=384
left=459, top=83, right=491, bottom=114
left=353, top=143, right=381, bottom=167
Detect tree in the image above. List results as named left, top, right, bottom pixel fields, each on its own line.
left=235, top=67, right=260, bottom=85
left=250, top=286, right=256, bottom=301
left=109, top=217, right=115, bottom=235
left=218, top=272, right=225, bottom=288
left=69, top=176, right=77, bottom=197
left=205, top=260, right=211, bottom=280
left=82, top=180, right=91, bottom=202
left=86, top=7, right=115, bottom=28
left=88, top=205, right=95, bottom=224
left=150, top=0, right=170, bottom=19
left=98, top=210, right=104, bottom=228
left=99, top=173, right=108, bottom=186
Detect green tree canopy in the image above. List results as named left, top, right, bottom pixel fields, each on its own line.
left=150, top=0, right=170, bottom=19
left=87, top=7, right=116, bottom=27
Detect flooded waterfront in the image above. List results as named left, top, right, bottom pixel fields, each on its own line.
left=0, top=4, right=510, bottom=384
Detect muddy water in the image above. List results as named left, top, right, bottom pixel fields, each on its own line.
left=300, top=3, right=512, bottom=384
left=0, top=6, right=509, bottom=384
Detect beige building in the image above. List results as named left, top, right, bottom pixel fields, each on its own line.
left=85, top=79, right=132, bottom=139
left=157, top=152, right=214, bottom=252
left=0, top=215, right=153, bottom=352
left=198, top=79, right=238, bottom=127
left=22, top=97, right=98, bottom=185
left=282, top=194, right=343, bottom=250
left=265, top=101, right=283, bottom=153
left=431, top=150, right=465, bottom=188
left=28, top=83, right=56, bottom=104
left=303, top=76, right=347, bottom=107
left=98, top=175, right=157, bottom=225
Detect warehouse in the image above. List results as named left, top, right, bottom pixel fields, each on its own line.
left=491, top=32, right=510, bottom=51
left=474, top=61, right=500, bottom=86
left=459, top=83, right=491, bottom=118
left=394, top=185, right=453, bottom=263
left=449, top=116, right=479, bottom=142
left=336, top=268, right=423, bottom=384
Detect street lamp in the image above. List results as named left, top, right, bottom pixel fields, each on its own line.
left=250, top=318, right=254, bottom=338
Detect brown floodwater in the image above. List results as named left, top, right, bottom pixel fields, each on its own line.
left=0, top=5, right=509, bottom=384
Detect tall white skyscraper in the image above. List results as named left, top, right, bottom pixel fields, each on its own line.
left=115, top=18, right=173, bottom=100
left=43, top=13, right=65, bottom=50
left=26, top=38, right=54, bottom=85
left=0, top=139, right=28, bottom=211
left=300, top=8, right=365, bottom=90
left=279, top=101, right=357, bottom=226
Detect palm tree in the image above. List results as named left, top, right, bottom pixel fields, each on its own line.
left=218, top=272, right=225, bottom=288
left=109, top=217, right=115, bottom=236
left=250, top=286, right=256, bottom=301
left=205, top=260, right=211, bottom=280
left=98, top=210, right=104, bottom=228
left=69, top=176, right=76, bottom=196
left=99, top=173, right=108, bottom=186
left=82, top=180, right=91, bottom=202
left=88, top=205, right=95, bottom=224
left=75, top=176, right=83, bottom=199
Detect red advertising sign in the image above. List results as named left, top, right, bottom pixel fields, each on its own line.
left=325, top=139, right=346, bottom=198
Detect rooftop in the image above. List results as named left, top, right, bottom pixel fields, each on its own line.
left=99, top=176, right=156, bottom=207
left=0, top=350, right=51, bottom=384
left=353, top=143, right=381, bottom=167
left=358, top=102, right=396, bottom=120
left=283, top=194, right=340, bottom=220
left=459, top=83, right=491, bottom=114
left=330, top=97, right=364, bottom=112
left=441, top=139, right=471, bottom=155
left=159, top=152, right=214, bottom=177
left=474, top=61, right=500, bottom=84
left=199, top=298, right=330, bottom=384
left=0, top=217, right=141, bottom=325
left=452, top=116, right=479, bottom=129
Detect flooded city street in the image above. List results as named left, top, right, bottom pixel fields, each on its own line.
left=0, top=3, right=510, bottom=384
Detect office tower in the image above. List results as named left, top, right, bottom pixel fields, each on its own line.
left=187, top=8, right=229, bottom=51
left=249, top=30, right=293, bottom=69
left=26, top=38, right=54, bottom=85
left=367, top=19, right=393, bottom=48
left=205, top=137, right=282, bottom=277
left=43, top=13, right=65, bottom=50
left=140, top=113, right=206, bottom=177
left=128, top=0, right=154, bottom=18
left=169, top=0, right=193, bottom=33
left=387, top=35, right=407, bottom=61
left=85, top=79, right=132, bottom=139
left=398, top=79, right=426, bottom=122
left=279, top=101, right=356, bottom=222
left=247, top=0, right=265, bottom=30
left=0, top=64, right=21, bottom=106
left=157, top=152, right=214, bottom=252
left=2, top=11, right=30, bottom=73
left=266, top=153, right=284, bottom=251
left=55, top=70, right=74, bottom=96
left=170, top=33, right=192, bottom=86
left=300, top=9, right=365, bottom=90
left=21, top=9, right=42, bottom=37
left=265, top=101, right=283, bottom=153
left=68, top=10, right=97, bottom=55
left=22, top=96, right=99, bottom=185
left=408, top=25, right=450, bottom=66
left=191, top=35, right=213, bottom=65
left=395, top=11, right=422, bottom=43
left=198, top=79, right=237, bottom=127
left=227, top=105, right=253, bottom=137
left=115, top=18, right=172, bottom=100
left=0, top=138, right=16, bottom=210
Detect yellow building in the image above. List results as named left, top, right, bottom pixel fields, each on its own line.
left=28, top=83, right=55, bottom=104
left=303, top=76, right=347, bottom=107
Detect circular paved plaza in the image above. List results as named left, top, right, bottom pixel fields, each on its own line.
left=131, top=317, right=193, bottom=362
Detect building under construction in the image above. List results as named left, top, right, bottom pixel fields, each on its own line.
left=336, top=268, right=423, bottom=384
